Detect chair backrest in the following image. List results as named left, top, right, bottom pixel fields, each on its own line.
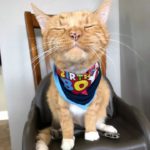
left=24, top=11, right=106, bottom=89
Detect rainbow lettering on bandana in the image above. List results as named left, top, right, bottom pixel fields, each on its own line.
left=56, top=62, right=100, bottom=95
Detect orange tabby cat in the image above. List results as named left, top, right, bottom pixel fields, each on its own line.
left=32, top=0, right=118, bottom=150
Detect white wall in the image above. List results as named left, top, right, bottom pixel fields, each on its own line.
left=107, top=0, right=121, bottom=96
left=0, top=0, right=120, bottom=150
left=0, top=1, right=35, bottom=150
left=0, top=67, right=7, bottom=111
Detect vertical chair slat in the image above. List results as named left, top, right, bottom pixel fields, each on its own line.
left=25, top=12, right=41, bottom=88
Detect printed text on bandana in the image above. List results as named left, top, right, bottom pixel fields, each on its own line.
left=56, top=63, right=99, bottom=95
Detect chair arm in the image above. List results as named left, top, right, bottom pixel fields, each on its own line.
left=22, top=100, right=38, bottom=150
left=114, top=96, right=150, bottom=149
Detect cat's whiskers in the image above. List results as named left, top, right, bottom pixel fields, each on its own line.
left=88, top=45, right=117, bottom=74
left=32, top=40, right=71, bottom=63
left=31, top=39, right=68, bottom=52
left=32, top=47, right=55, bottom=63
left=109, top=39, right=147, bottom=64
left=99, top=49, right=117, bottom=75
left=33, top=48, right=58, bottom=70
left=33, top=42, right=72, bottom=70
left=88, top=47, right=106, bottom=70
left=89, top=48, right=109, bottom=75
left=30, top=38, right=70, bottom=54
left=75, top=42, right=112, bottom=63
left=109, top=32, right=136, bottom=40
left=32, top=39, right=121, bottom=75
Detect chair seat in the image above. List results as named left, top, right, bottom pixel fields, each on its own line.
left=49, top=117, right=146, bottom=150
left=22, top=74, right=150, bottom=150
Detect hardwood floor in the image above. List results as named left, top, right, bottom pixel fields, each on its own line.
left=0, top=120, right=11, bottom=150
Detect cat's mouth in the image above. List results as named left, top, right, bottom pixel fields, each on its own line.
left=64, top=46, right=88, bottom=63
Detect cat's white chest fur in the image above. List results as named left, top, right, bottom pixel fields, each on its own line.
left=69, top=104, right=86, bottom=126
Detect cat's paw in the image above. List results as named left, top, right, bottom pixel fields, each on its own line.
left=36, top=140, right=48, bottom=150
left=97, top=123, right=118, bottom=133
left=85, top=131, right=100, bottom=141
left=61, top=137, right=75, bottom=150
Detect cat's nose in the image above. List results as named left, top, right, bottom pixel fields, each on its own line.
left=70, top=30, right=82, bottom=41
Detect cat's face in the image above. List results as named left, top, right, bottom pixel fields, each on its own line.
left=32, top=0, right=111, bottom=72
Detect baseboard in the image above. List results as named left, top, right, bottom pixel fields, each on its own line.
left=0, top=111, right=9, bottom=120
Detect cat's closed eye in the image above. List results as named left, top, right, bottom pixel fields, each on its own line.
left=50, top=25, right=96, bottom=31
left=51, top=27, right=65, bottom=30
left=84, top=24, right=96, bottom=29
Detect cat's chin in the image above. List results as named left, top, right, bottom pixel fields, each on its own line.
left=56, top=59, right=98, bottom=74
left=64, top=47, right=88, bottom=63
left=63, top=63, right=88, bottom=74
left=53, top=46, right=99, bottom=73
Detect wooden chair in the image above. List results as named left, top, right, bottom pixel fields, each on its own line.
left=24, top=11, right=106, bottom=89
left=23, top=11, right=150, bottom=150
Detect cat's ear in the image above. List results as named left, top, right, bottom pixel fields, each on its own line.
left=95, top=0, right=112, bottom=24
left=31, top=3, right=50, bottom=33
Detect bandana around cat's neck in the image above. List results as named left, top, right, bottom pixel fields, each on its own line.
left=52, top=62, right=101, bottom=109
